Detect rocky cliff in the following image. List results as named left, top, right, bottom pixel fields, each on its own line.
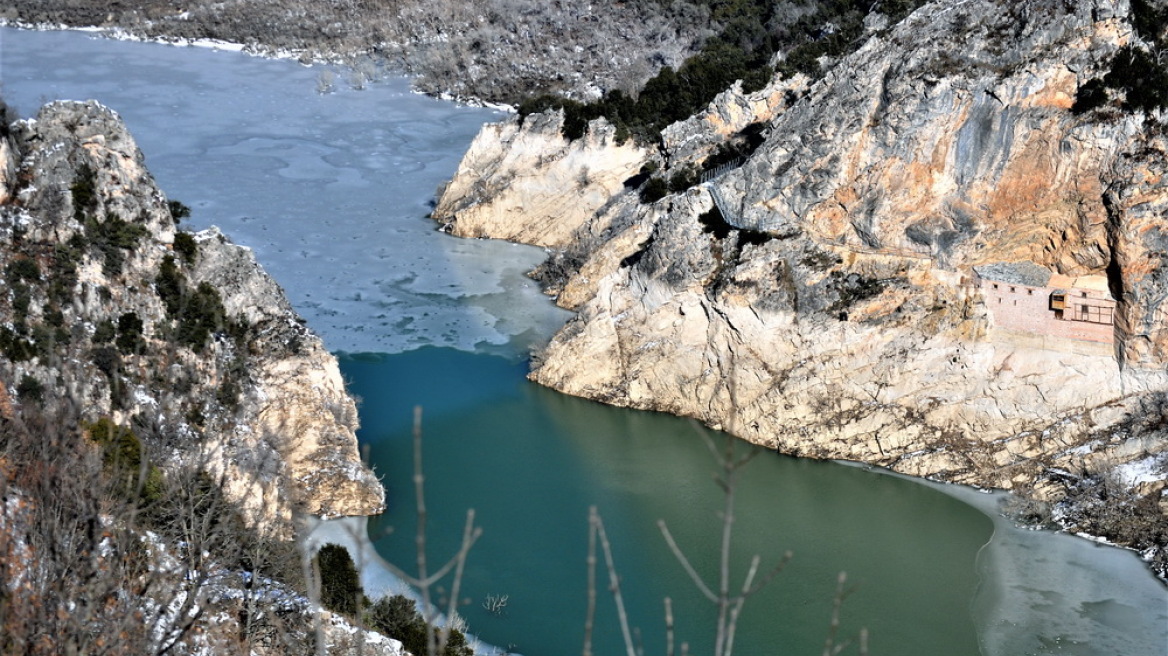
left=0, top=100, right=384, bottom=530
left=436, top=0, right=1168, bottom=569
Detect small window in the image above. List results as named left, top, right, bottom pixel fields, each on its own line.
left=1081, top=291, right=1088, bottom=297
left=1027, top=289, right=1033, bottom=295
left=992, top=283, right=999, bottom=290
left=1010, top=286, right=1016, bottom=293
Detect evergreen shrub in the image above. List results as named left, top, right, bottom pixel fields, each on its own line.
left=173, top=231, right=198, bottom=265
left=364, top=594, right=474, bottom=656
left=316, top=544, right=362, bottom=617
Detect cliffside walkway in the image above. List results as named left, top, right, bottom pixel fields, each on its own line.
left=706, top=182, right=740, bottom=226
left=700, top=156, right=745, bottom=226
left=699, top=157, right=743, bottom=183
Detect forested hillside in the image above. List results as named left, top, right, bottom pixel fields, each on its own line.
left=6, top=0, right=920, bottom=103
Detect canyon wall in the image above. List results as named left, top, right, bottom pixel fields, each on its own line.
left=434, top=0, right=1168, bottom=511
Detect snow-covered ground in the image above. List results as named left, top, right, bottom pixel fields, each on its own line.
left=305, top=516, right=512, bottom=655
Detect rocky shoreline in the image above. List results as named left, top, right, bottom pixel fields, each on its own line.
left=434, top=0, right=1168, bottom=576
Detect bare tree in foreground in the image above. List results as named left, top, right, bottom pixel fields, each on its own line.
left=379, top=406, right=482, bottom=656
left=585, top=424, right=869, bottom=656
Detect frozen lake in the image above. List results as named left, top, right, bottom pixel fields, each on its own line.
left=2, top=25, right=1164, bottom=656
left=0, top=26, right=569, bottom=355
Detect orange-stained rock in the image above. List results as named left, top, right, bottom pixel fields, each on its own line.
left=435, top=0, right=1168, bottom=538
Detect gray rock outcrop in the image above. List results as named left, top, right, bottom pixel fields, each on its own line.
left=0, top=100, right=384, bottom=531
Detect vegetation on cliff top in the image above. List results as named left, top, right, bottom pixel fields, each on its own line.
left=519, top=0, right=928, bottom=143
left=1074, top=0, right=1168, bottom=114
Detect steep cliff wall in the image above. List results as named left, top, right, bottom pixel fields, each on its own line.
left=434, top=111, right=649, bottom=249
left=436, top=0, right=1168, bottom=564
left=0, top=100, right=384, bottom=530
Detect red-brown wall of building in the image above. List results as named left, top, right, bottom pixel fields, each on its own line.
left=980, top=281, right=1114, bottom=344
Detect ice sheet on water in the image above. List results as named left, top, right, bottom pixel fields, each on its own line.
left=935, top=485, right=1168, bottom=656
left=0, top=26, right=570, bottom=356
left=6, top=27, right=1164, bottom=655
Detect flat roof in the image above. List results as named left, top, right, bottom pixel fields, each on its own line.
left=973, top=261, right=1052, bottom=287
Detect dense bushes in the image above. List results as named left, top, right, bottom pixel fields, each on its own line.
left=364, top=595, right=474, bottom=656
left=157, top=255, right=185, bottom=316
left=173, top=231, right=198, bottom=264
left=639, top=176, right=670, bottom=203
left=48, top=235, right=85, bottom=306
left=5, top=257, right=41, bottom=286
left=177, top=282, right=229, bottom=351
left=70, top=164, right=151, bottom=276
left=156, top=255, right=230, bottom=352
left=0, top=326, right=35, bottom=362
left=1, top=398, right=318, bottom=654
left=85, top=416, right=165, bottom=505
left=635, top=122, right=765, bottom=203
left=1, top=406, right=157, bottom=655
left=87, top=212, right=149, bottom=276
left=519, top=36, right=775, bottom=143
left=168, top=199, right=192, bottom=224
left=313, top=545, right=474, bottom=656
left=70, top=163, right=98, bottom=222
left=1074, top=0, right=1168, bottom=115
left=116, top=312, right=145, bottom=353
left=16, top=374, right=44, bottom=402
left=316, top=544, right=363, bottom=617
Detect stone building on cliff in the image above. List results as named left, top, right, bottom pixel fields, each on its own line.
left=974, top=262, right=1115, bottom=344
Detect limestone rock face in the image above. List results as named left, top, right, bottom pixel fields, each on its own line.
left=434, top=0, right=1168, bottom=505
left=0, top=132, right=16, bottom=205
left=660, top=76, right=808, bottom=166
left=718, top=0, right=1132, bottom=273
left=1105, top=138, right=1168, bottom=368
left=433, top=111, right=649, bottom=249
left=0, top=100, right=384, bottom=531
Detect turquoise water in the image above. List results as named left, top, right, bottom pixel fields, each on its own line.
left=6, top=26, right=1161, bottom=655
left=343, top=348, right=991, bottom=656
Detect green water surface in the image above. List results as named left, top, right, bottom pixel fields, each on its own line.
left=343, top=348, right=992, bottom=656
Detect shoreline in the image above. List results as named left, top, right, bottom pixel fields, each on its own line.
left=304, top=515, right=514, bottom=656
left=840, top=461, right=1167, bottom=652
left=0, top=20, right=516, bottom=112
